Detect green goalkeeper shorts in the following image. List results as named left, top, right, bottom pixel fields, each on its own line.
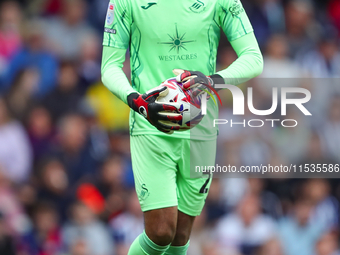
left=130, top=135, right=217, bottom=216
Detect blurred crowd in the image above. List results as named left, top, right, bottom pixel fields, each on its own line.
left=0, top=0, right=339, bottom=254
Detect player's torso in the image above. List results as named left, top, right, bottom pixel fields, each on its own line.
left=128, top=0, right=221, bottom=93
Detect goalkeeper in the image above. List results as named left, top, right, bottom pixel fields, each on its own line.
left=101, top=0, right=263, bottom=254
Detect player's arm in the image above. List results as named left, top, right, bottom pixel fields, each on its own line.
left=101, top=46, right=136, bottom=104
left=101, top=1, right=182, bottom=133
left=217, top=32, right=263, bottom=85
left=175, top=0, right=263, bottom=90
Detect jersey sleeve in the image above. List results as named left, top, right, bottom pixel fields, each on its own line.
left=218, top=0, right=253, bottom=42
left=216, top=33, right=263, bottom=85
left=103, top=0, right=131, bottom=49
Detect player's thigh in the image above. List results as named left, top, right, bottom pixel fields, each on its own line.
left=177, top=138, right=217, bottom=216
left=130, top=135, right=179, bottom=212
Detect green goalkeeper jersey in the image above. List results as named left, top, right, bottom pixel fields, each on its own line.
left=103, top=0, right=254, bottom=140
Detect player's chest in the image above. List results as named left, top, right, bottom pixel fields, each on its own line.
left=131, top=0, right=218, bottom=41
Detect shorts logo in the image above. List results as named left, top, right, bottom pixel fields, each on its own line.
left=189, top=0, right=206, bottom=13
left=229, top=0, right=244, bottom=17
left=138, top=184, right=150, bottom=201
left=106, top=3, right=115, bottom=25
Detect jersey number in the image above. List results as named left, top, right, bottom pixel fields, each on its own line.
left=199, top=172, right=211, bottom=194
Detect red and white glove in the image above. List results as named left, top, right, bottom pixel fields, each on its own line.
left=127, top=86, right=182, bottom=134
left=173, top=69, right=224, bottom=96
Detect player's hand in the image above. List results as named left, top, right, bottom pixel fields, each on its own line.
left=173, top=69, right=223, bottom=97
left=127, top=87, right=182, bottom=134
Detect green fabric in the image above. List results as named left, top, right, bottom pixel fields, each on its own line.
left=127, top=231, right=169, bottom=255
left=101, top=47, right=136, bottom=104
left=164, top=241, right=190, bottom=255
left=101, top=0, right=262, bottom=139
left=128, top=237, right=147, bottom=255
left=217, top=32, right=263, bottom=85
left=130, top=135, right=216, bottom=216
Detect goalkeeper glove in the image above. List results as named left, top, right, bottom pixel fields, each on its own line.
left=127, top=86, right=182, bottom=134
left=173, top=69, right=224, bottom=96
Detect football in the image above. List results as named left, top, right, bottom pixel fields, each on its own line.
left=156, top=78, right=205, bottom=131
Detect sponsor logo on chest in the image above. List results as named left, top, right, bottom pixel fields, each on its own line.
left=157, top=24, right=197, bottom=62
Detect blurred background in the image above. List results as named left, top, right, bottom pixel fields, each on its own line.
left=0, top=0, right=339, bottom=254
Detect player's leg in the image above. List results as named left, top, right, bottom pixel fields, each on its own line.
left=128, top=232, right=168, bottom=255
left=144, top=207, right=177, bottom=246
left=128, top=135, right=180, bottom=255
left=163, top=211, right=194, bottom=254
left=165, top=138, right=216, bottom=254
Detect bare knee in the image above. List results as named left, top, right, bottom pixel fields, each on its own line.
left=148, top=222, right=176, bottom=245
left=144, top=207, right=178, bottom=246
left=172, top=228, right=191, bottom=246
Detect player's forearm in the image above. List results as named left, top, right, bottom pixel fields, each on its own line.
left=217, top=32, right=263, bottom=85
left=101, top=46, right=137, bottom=105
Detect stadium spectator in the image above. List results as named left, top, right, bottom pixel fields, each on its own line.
left=107, top=132, right=134, bottom=187
left=271, top=107, right=311, bottom=164
left=2, top=19, right=58, bottom=97
left=205, top=179, right=226, bottom=222
left=0, top=211, right=16, bottom=255
left=51, top=114, right=100, bottom=187
left=248, top=178, right=283, bottom=220
left=299, top=34, right=340, bottom=78
left=36, top=158, right=72, bottom=221
left=6, top=68, right=39, bottom=121
left=26, top=106, right=54, bottom=162
left=298, top=132, right=336, bottom=166
left=78, top=33, right=102, bottom=92
left=98, top=155, right=126, bottom=196
left=62, top=201, right=114, bottom=255
left=43, top=0, right=95, bottom=59
left=303, top=179, right=339, bottom=231
left=285, top=0, right=318, bottom=58
left=19, top=202, right=62, bottom=255
left=80, top=99, right=110, bottom=163
left=95, top=155, right=129, bottom=221
left=0, top=0, right=22, bottom=76
left=215, top=194, right=277, bottom=255
left=261, top=34, right=303, bottom=79
left=110, top=191, right=143, bottom=255
left=278, top=198, right=326, bottom=255
left=86, top=0, right=109, bottom=32
left=318, top=96, right=340, bottom=162
left=218, top=144, right=248, bottom=211
left=0, top=170, right=31, bottom=236
left=246, top=0, right=285, bottom=47
left=0, top=97, right=32, bottom=183
left=220, top=176, right=248, bottom=210
left=43, top=61, right=82, bottom=122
